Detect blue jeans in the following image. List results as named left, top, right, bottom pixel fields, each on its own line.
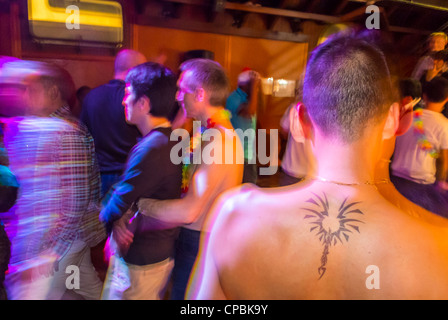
left=170, top=228, right=202, bottom=300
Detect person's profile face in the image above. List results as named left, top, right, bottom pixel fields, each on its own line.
left=429, top=36, right=446, bottom=52
left=123, top=83, right=139, bottom=124
left=176, top=71, right=195, bottom=118
left=23, top=76, right=50, bottom=116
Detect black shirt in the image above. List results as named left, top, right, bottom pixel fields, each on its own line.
left=100, top=127, right=182, bottom=265
left=81, top=79, right=141, bottom=173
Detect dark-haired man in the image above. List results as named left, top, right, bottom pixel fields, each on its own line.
left=188, top=34, right=448, bottom=299
left=99, top=62, right=182, bottom=300
left=137, top=59, right=244, bottom=300
left=391, top=76, right=448, bottom=218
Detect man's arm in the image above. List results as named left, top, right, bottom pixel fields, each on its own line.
left=99, top=136, right=165, bottom=232
left=46, top=130, right=93, bottom=259
left=138, top=132, right=243, bottom=225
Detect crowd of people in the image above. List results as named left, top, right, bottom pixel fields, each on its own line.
left=0, top=28, right=447, bottom=300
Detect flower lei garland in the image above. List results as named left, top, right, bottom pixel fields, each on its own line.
left=181, top=109, right=231, bottom=195
left=413, top=108, right=439, bottom=158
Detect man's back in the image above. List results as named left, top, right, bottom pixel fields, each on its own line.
left=197, top=182, right=448, bottom=299
left=81, top=80, right=141, bottom=173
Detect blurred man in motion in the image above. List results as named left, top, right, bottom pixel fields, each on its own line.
left=1, top=60, right=105, bottom=300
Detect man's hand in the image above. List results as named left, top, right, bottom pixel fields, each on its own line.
left=137, top=198, right=159, bottom=217
left=20, top=250, right=58, bottom=282
left=436, top=180, right=448, bottom=192
left=112, top=213, right=134, bottom=256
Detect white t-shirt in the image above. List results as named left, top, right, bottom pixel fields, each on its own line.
left=280, top=104, right=315, bottom=178
left=391, top=109, right=448, bottom=184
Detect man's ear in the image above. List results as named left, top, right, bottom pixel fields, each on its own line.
left=290, top=102, right=310, bottom=143
left=194, top=87, right=206, bottom=103
left=48, top=85, right=59, bottom=101
left=138, top=95, right=151, bottom=113
left=383, top=102, right=400, bottom=140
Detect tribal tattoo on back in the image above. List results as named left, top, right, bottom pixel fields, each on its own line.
left=303, top=193, right=364, bottom=279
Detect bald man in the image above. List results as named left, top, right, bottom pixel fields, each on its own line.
left=81, top=49, right=147, bottom=197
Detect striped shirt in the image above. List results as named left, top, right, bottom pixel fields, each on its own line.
left=2, top=106, right=106, bottom=270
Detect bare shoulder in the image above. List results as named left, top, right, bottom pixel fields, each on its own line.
left=205, top=183, right=448, bottom=299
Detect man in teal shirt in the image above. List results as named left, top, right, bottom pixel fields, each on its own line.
left=226, top=69, right=260, bottom=184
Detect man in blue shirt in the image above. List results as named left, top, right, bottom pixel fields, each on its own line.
left=226, top=69, right=260, bottom=184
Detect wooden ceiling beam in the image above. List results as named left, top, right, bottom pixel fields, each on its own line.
left=224, top=2, right=340, bottom=23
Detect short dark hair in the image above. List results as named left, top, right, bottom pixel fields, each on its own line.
left=179, top=58, right=229, bottom=106
left=302, top=32, right=397, bottom=143
left=125, top=62, right=179, bottom=121
left=398, top=78, right=422, bottom=100
left=424, top=76, right=448, bottom=103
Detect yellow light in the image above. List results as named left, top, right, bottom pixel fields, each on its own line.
left=28, top=0, right=123, bottom=28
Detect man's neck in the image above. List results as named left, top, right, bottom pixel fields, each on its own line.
left=311, top=135, right=382, bottom=185
left=114, top=73, right=126, bottom=81
left=136, top=116, right=170, bottom=136
left=425, top=102, right=445, bottom=113
left=198, top=105, right=230, bottom=127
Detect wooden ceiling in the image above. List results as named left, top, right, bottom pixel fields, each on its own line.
left=134, top=0, right=448, bottom=53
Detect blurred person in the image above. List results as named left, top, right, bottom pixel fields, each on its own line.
left=2, top=61, right=106, bottom=300
left=420, top=50, right=448, bottom=86
left=81, top=49, right=146, bottom=198
left=188, top=33, right=448, bottom=300
left=375, top=78, right=448, bottom=226
left=226, top=69, right=261, bottom=184
left=99, top=62, right=182, bottom=300
left=278, top=102, right=316, bottom=186
left=70, top=85, right=91, bottom=119
left=0, top=124, right=19, bottom=300
left=391, top=76, right=448, bottom=218
left=412, top=32, right=447, bottom=80
left=137, top=59, right=243, bottom=300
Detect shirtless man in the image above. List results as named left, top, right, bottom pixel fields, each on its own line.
left=188, top=34, right=448, bottom=300
left=138, top=59, right=243, bottom=299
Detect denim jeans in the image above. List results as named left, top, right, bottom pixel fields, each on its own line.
left=170, top=228, right=202, bottom=300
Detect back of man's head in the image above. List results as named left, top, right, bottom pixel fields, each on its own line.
left=398, top=78, right=422, bottom=100
left=179, top=58, right=229, bottom=106
left=125, top=62, right=179, bottom=121
left=423, top=76, right=448, bottom=104
left=37, top=62, right=76, bottom=105
left=302, top=32, right=396, bottom=143
left=114, top=49, right=147, bottom=79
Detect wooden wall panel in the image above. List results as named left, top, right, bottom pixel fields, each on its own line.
left=134, top=24, right=308, bottom=132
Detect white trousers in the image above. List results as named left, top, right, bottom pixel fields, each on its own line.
left=5, top=240, right=103, bottom=300
left=101, top=255, right=174, bottom=300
